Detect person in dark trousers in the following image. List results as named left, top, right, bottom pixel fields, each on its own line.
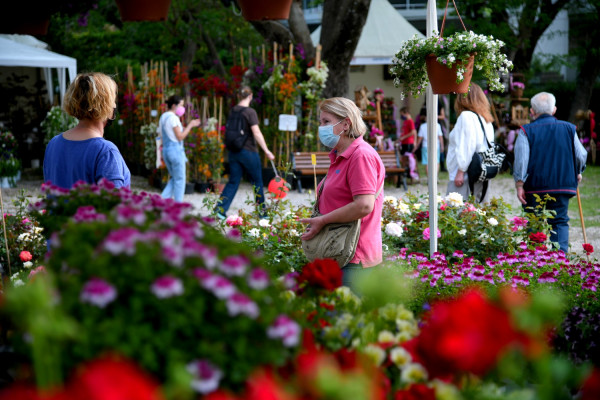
left=215, top=86, right=275, bottom=219
left=513, top=92, right=587, bottom=252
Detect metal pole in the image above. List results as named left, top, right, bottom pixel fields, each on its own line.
left=427, top=0, right=438, bottom=256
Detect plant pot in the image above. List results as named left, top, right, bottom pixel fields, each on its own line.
left=511, top=87, right=524, bottom=98
left=116, top=0, right=172, bottom=22
left=185, top=182, right=195, bottom=195
left=0, top=175, right=18, bottom=188
left=195, top=182, right=211, bottom=193
left=237, top=0, right=293, bottom=21
left=425, top=54, right=474, bottom=94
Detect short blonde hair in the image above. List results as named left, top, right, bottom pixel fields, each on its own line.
left=64, top=72, right=117, bottom=121
left=319, top=97, right=367, bottom=138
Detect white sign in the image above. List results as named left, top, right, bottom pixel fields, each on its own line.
left=150, top=109, right=158, bottom=117
left=278, top=114, right=297, bottom=131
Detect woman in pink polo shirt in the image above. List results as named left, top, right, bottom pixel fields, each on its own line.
left=301, top=97, right=385, bottom=293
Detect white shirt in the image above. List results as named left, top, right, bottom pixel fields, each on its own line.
left=158, top=111, right=183, bottom=143
left=417, top=122, right=443, bottom=148
left=446, top=111, right=495, bottom=180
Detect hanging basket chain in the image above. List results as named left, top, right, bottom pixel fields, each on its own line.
left=440, top=0, right=467, bottom=38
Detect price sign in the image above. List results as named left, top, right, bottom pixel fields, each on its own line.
left=311, top=154, right=316, bottom=165
left=278, top=114, right=297, bottom=131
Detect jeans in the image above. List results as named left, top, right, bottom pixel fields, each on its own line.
left=216, top=149, right=265, bottom=214
left=523, top=193, right=571, bottom=252
left=161, top=145, right=186, bottom=202
left=341, top=263, right=371, bottom=297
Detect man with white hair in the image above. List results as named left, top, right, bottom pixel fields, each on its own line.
left=513, top=92, right=587, bottom=252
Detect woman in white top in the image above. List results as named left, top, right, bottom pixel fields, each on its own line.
left=446, top=83, right=495, bottom=202
left=414, top=118, right=444, bottom=176
left=159, top=95, right=200, bottom=202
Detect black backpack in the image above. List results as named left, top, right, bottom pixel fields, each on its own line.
left=224, top=108, right=249, bottom=152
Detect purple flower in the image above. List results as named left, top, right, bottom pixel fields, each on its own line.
left=267, top=315, right=301, bottom=347
left=151, top=275, right=184, bottom=298
left=80, top=278, right=117, bottom=308
left=219, top=255, right=249, bottom=277
left=186, top=360, right=223, bottom=394
left=226, top=293, right=259, bottom=319
left=538, top=272, right=557, bottom=283
left=282, top=272, right=299, bottom=290
left=247, top=268, right=270, bottom=290
left=226, top=228, right=242, bottom=241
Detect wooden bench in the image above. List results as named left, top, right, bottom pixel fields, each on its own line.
left=292, top=150, right=407, bottom=192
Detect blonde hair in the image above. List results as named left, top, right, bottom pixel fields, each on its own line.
left=319, top=97, right=367, bottom=138
left=454, top=83, right=494, bottom=123
left=64, top=72, right=117, bottom=121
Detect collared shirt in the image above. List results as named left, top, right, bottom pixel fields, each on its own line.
left=446, top=111, right=494, bottom=180
left=318, top=136, right=385, bottom=267
left=513, top=115, right=587, bottom=182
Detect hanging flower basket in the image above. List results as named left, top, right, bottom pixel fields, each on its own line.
left=425, top=53, right=474, bottom=94
left=237, top=0, right=293, bottom=21
left=116, top=0, right=172, bottom=22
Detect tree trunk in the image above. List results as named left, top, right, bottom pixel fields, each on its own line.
left=288, top=1, right=315, bottom=62
left=181, top=36, right=197, bottom=75
left=320, top=0, right=371, bottom=97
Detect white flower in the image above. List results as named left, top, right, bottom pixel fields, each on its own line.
left=385, top=222, right=404, bottom=238
left=398, top=202, right=411, bottom=215
left=13, top=279, right=25, bottom=287
left=258, top=219, right=271, bottom=227
left=445, top=192, right=464, bottom=207
left=378, top=330, right=397, bottom=343
left=248, top=228, right=260, bottom=237
left=384, top=196, right=398, bottom=206
left=390, top=347, right=412, bottom=367
left=487, top=217, right=498, bottom=226
left=363, top=344, right=386, bottom=366
left=288, top=229, right=300, bottom=237
left=458, top=229, right=467, bottom=236
left=23, top=261, right=33, bottom=269
left=412, top=203, right=422, bottom=210
left=401, top=363, right=428, bottom=383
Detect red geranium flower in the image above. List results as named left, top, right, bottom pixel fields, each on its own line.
left=528, top=232, right=547, bottom=243
left=298, top=259, right=342, bottom=291
left=19, top=250, right=32, bottom=262
left=394, top=384, right=435, bottom=400
left=409, top=288, right=526, bottom=378
left=583, top=243, right=594, bottom=255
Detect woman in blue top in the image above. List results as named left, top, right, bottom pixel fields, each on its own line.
left=159, top=95, right=200, bottom=202
left=43, top=72, right=131, bottom=189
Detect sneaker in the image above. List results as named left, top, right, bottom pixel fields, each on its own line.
left=216, top=212, right=226, bottom=221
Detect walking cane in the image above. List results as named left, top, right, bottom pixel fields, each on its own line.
left=576, top=188, right=590, bottom=262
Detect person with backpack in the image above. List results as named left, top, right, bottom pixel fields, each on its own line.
left=216, top=86, right=275, bottom=219
left=445, top=83, right=495, bottom=203
left=159, top=95, right=201, bottom=202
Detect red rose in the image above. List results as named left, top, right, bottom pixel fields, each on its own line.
left=412, top=288, right=525, bottom=378
left=528, top=232, right=547, bottom=243
left=583, top=243, right=594, bottom=255
left=66, top=355, right=163, bottom=400
left=19, top=250, right=33, bottom=262
left=581, top=368, right=600, bottom=400
left=298, top=259, right=342, bottom=291
left=394, top=384, right=435, bottom=400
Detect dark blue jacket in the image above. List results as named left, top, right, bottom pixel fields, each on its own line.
left=521, top=114, right=577, bottom=196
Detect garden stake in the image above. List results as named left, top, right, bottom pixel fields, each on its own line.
left=312, top=153, right=317, bottom=201
left=576, top=188, right=589, bottom=262
left=0, top=187, right=11, bottom=278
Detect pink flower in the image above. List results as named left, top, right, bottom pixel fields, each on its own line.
left=267, top=315, right=301, bottom=347
left=422, top=227, right=441, bottom=240
left=73, top=206, right=107, bottom=223
left=28, top=266, right=46, bottom=280
left=80, top=278, right=117, bottom=308
left=151, top=275, right=184, bottom=298
left=19, top=251, right=32, bottom=262
left=219, top=255, right=249, bottom=277
left=186, top=360, right=223, bottom=394
left=203, top=275, right=237, bottom=299
left=247, top=268, right=270, bottom=290
left=225, top=215, right=243, bottom=227
left=226, top=293, right=259, bottom=319
left=452, top=250, right=464, bottom=258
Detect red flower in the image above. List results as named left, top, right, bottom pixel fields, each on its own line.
left=394, top=384, right=435, bottom=400
left=19, top=250, right=33, bottom=262
left=581, top=368, right=600, bottom=400
left=583, top=243, right=594, bottom=255
left=528, top=232, right=547, bottom=243
left=66, top=355, right=163, bottom=400
left=245, top=370, right=295, bottom=400
left=298, top=259, right=342, bottom=291
left=411, top=288, right=525, bottom=378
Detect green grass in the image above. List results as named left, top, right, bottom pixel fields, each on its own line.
left=570, top=164, right=600, bottom=228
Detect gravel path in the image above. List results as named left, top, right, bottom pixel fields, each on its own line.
left=2, top=173, right=596, bottom=252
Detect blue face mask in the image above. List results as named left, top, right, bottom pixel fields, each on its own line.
left=318, top=119, right=344, bottom=148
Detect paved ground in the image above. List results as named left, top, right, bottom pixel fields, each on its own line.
left=2, top=172, right=596, bottom=252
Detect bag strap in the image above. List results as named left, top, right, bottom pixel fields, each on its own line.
left=315, top=175, right=385, bottom=214
left=474, top=112, right=492, bottom=149
left=471, top=112, right=490, bottom=203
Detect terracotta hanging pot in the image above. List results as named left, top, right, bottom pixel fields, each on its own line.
left=116, top=0, right=172, bottom=22
left=237, top=0, right=293, bottom=21
left=1, top=10, right=50, bottom=35
left=425, top=54, right=475, bottom=95
left=511, top=87, right=524, bottom=99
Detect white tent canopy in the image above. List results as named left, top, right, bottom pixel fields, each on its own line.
left=311, top=0, right=425, bottom=65
left=0, top=35, right=77, bottom=105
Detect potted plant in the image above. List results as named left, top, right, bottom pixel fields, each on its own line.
left=390, top=30, right=513, bottom=99
left=115, top=0, right=172, bottom=21
left=237, top=0, right=293, bottom=21
left=41, top=106, right=77, bottom=145
left=511, top=81, right=525, bottom=98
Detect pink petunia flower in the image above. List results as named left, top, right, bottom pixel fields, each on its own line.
left=186, top=360, right=223, bottom=394
left=151, top=275, right=184, bottom=298
left=219, top=255, right=249, bottom=277
left=247, top=268, right=270, bottom=290
left=226, top=293, right=259, bottom=319
left=80, top=278, right=117, bottom=308
left=267, top=315, right=301, bottom=347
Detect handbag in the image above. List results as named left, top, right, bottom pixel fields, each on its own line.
left=301, top=176, right=384, bottom=267
left=467, top=112, right=508, bottom=202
